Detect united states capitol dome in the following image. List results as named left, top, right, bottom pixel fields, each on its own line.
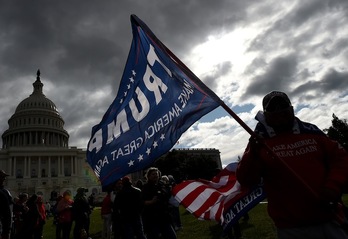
left=2, top=70, right=69, bottom=148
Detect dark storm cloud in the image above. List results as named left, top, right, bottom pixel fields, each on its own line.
left=0, top=0, right=257, bottom=148
left=245, top=53, right=298, bottom=98
left=0, top=0, right=253, bottom=86
left=293, top=68, right=348, bottom=96
left=247, top=0, right=348, bottom=54
left=244, top=57, right=267, bottom=75
left=1, top=0, right=348, bottom=165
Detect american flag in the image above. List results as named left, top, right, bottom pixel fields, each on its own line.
left=172, top=162, right=265, bottom=232
left=172, top=162, right=241, bottom=222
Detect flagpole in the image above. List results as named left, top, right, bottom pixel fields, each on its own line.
left=131, top=14, right=319, bottom=200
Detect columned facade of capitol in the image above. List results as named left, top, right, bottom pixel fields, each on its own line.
left=0, top=70, right=101, bottom=200
left=0, top=70, right=222, bottom=201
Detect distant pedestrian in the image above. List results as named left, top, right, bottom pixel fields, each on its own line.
left=73, top=188, right=92, bottom=239
left=101, top=191, right=113, bottom=239
left=13, top=192, right=29, bottom=238
left=111, top=179, right=123, bottom=239
left=0, top=170, right=12, bottom=239
left=57, top=190, right=74, bottom=239
left=117, top=176, right=146, bottom=239
left=52, top=194, right=64, bottom=239
left=142, top=168, right=176, bottom=239
left=19, top=194, right=39, bottom=238
left=33, top=195, right=46, bottom=239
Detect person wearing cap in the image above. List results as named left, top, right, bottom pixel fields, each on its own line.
left=237, top=91, right=348, bottom=239
left=0, top=170, right=12, bottom=239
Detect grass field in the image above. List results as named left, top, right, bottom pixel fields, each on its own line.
left=42, top=202, right=277, bottom=239
left=42, top=194, right=348, bottom=239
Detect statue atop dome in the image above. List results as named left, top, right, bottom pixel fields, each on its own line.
left=32, top=69, right=44, bottom=95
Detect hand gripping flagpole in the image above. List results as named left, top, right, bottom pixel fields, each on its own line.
left=131, top=14, right=319, bottom=200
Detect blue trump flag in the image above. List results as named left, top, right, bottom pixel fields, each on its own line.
left=87, top=15, right=223, bottom=188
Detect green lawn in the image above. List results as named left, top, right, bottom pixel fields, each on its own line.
left=43, top=194, right=348, bottom=238
left=43, top=202, right=277, bottom=239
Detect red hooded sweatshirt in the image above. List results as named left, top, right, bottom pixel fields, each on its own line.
left=237, top=112, right=348, bottom=228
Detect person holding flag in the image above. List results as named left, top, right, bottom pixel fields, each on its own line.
left=237, top=91, right=348, bottom=239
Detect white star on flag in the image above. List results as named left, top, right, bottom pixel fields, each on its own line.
left=128, top=160, right=134, bottom=167
left=146, top=148, right=151, bottom=155
left=160, top=134, right=165, bottom=141
left=153, top=141, right=158, bottom=148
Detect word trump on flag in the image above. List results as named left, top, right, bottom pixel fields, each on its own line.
left=87, top=15, right=221, bottom=188
left=88, top=46, right=175, bottom=154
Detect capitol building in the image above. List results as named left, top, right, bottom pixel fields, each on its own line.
left=0, top=70, right=223, bottom=201
left=0, top=70, right=101, bottom=201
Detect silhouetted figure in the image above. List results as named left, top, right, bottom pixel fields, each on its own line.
left=57, top=191, right=74, bottom=239
left=142, top=168, right=176, bottom=239
left=73, top=188, right=91, bottom=239
left=111, top=179, right=123, bottom=239
left=117, top=177, right=146, bottom=239
left=101, top=191, right=113, bottom=239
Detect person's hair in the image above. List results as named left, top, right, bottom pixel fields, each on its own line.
left=145, top=167, right=161, bottom=180
left=161, top=175, right=169, bottom=184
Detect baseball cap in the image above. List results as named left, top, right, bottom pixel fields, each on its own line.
left=262, top=91, right=292, bottom=112
left=0, top=170, right=9, bottom=178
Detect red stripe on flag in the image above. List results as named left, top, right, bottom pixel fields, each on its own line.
left=172, top=162, right=244, bottom=222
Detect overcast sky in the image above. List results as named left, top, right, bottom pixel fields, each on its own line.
left=1, top=0, right=347, bottom=167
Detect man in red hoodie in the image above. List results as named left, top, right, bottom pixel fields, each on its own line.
left=237, top=91, right=348, bottom=239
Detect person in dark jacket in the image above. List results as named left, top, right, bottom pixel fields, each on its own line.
left=73, top=188, right=91, bottom=239
left=142, top=167, right=176, bottom=239
left=237, top=91, right=348, bottom=239
left=18, top=194, right=39, bottom=239
left=0, top=170, right=12, bottom=239
left=116, top=176, right=146, bottom=239
left=111, top=179, right=123, bottom=239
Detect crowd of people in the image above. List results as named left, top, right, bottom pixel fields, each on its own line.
left=101, top=167, right=182, bottom=239
left=0, top=167, right=182, bottom=239
left=0, top=171, right=93, bottom=239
